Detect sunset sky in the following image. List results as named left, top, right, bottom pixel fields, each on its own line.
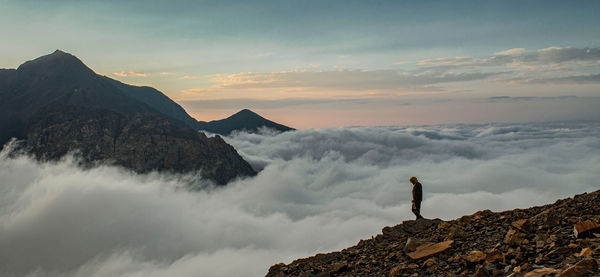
left=1, top=0, right=599, bottom=128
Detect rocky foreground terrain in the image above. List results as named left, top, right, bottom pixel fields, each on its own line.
left=267, top=190, right=600, bottom=276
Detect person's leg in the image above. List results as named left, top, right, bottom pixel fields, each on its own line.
left=412, top=201, right=424, bottom=219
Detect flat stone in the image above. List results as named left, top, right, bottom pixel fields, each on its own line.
left=574, top=221, right=600, bottom=238
left=523, top=268, right=560, bottom=277
left=407, top=240, right=453, bottom=260
left=556, top=258, right=598, bottom=277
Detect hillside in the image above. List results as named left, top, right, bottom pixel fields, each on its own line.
left=267, top=190, right=600, bottom=276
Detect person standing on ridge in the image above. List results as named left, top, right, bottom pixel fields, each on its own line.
left=410, top=176, right=424, bottom=220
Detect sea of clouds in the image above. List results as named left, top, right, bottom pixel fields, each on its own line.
left=1, top=122, right=599, bottom=276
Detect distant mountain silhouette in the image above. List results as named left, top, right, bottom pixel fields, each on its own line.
left=0, top=50, right=198, bottom=140
left=0, top=50, right=255, bottom=184
left=197, top=109, right=294, bottom=135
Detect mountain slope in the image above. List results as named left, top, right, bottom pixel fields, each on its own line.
left=0, top=50, right=256, bottom=184
left=267, top=190, right=600, bottom=276
left=197, top=109, right=294, bottom=135
left=0, top=50, right=198, bottom=144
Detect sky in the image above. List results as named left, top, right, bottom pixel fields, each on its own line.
left=1, top=0, right=600, bottom=127
left=2, top=122, right=599, bottom=276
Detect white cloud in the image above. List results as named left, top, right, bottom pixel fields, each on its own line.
left=1, top=122, right=600, bottom=276
left=113, top=71, right=149, bottom=77
left=494, top=48, right=526, bottom=56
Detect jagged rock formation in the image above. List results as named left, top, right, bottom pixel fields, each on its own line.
left=197, top=109, right=294, bottom=135
left=23, top=106, right=256, bottom=184
left=0, top=50, right=256, bottom=184
left=267, top=190, right=600, bottom=276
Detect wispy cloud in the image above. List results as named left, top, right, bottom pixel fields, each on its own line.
left=180, top=75, right=204, bottom=80
left=112, top=71, right=149, bottom=77
left=414, top=47, right=600, bottom=86
left=416, top=47, right=600, bottom=69
left=518, top=73, right=600, bottom=85
left=181, top=69, right=506, bottom=97
left=178, top=46, right=600, bottom=100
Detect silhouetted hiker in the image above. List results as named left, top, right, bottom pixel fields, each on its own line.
left=410, top=176, right=424, bottom=220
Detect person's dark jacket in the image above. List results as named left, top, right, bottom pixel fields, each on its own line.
left=412, top=182, right=423, bottom=203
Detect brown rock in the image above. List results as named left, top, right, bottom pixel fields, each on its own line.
left=407, top=240, right=454, bottom=259
left=389, top=266, right=403, bottom=276
left=464, top=250, right=487, bottom=263
left=504, top=228, right=527, bottom=246
left=523, top=267, right=560, bottom=277
left=574, top=221, right=600, bottom=238
left=575, top=248, right=594, bottom=257
left=486, top=249, right=504, bottom=263
left=330, top=262, right=348, bottom=274
left=472, top=265, right=491, bottom=277
left=404, top=237, right=420, bottom=252
left=545, top=213, right=561, bottom=228
left=512, top=219, right=533, bottom=233
left=556, top=258, right=598, bottom=277
left=534, top=210, right=561, bottom=228
left=423, top=257, right=438, bottom=267
left=401, top=218, right=443, bottom=234
left=447, top=225, right=468, bottom=240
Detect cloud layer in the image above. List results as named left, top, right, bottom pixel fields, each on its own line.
left=180, top=47, right=600, bottom=101
left=1, top=122, right=600, bottom=276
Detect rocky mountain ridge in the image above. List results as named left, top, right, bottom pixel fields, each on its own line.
left=0, top=50, right=256, bottom=184
left=267, top=190, right=600, bottom=276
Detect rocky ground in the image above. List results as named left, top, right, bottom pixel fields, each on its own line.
left=267, top=190, right=600, bottom=276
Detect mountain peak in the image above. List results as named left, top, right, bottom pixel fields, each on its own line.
left=50, top=49, right=69, bottom=56
left=233, top=109, right=259, bottom=117
left=17, top=50, right=94, bottom=76
left=197, top=109, right=294, bottom=135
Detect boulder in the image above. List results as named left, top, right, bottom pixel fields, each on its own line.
left=573, top=221, right=600, bottom=238
left=407, top=240, right=453, bottom=259
left=401, top=218, right=443, bottom=234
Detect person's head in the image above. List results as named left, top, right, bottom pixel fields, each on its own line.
left=409, top=176, right=418, bottom=184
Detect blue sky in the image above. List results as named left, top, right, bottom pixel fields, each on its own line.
left=1, top=0, right=599, bottom=127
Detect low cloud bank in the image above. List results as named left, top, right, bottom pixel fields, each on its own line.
left=1, top=122, right=599, bottom=276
